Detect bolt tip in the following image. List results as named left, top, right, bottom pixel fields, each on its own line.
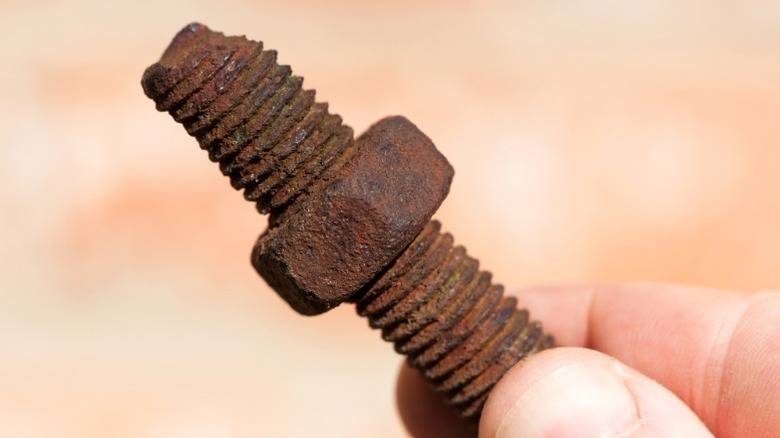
left=140, top=63, right=164, bottom=100
left=140, top=22, right=228, bottom=104
left=161, top=22, right=212, bottom=66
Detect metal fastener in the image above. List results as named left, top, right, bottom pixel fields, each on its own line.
left=141, top=22, right=554, bottom=422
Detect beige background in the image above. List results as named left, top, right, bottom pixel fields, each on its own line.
left=1, top=1, right=779, bottom=437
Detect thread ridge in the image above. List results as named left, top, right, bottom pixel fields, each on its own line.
left=356, top=220, right=554, bottom=421
left=141, top=23, right=356, bottom=215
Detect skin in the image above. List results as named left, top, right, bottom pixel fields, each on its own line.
left=396, top=283, right=780, bottom=437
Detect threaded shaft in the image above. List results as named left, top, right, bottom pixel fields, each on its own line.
left=142, top=23, right=358, bottom=216
left=142, top=23, right=554, bottom=423
left=354, top=221, right=553, bottom=420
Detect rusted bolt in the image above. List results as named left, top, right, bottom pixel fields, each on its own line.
left=142, top=22, right=554, bottom=422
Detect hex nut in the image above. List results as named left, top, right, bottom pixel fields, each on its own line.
left=252, top=116, right=454, bottom=315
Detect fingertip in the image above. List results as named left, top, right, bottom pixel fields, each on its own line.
left=479, top=347, right=713, bottom=438
left=510, top=285, right=596, bottom=347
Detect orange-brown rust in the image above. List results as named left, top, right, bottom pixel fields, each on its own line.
left=142, top=22, right=554, bottom=422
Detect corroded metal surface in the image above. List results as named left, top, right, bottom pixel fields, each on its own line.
left=141, top=23, right=355, bottom=216
left=142, top=22, right=554, bottom=422
left=355, top=220, right=554, bottom=420
left=253, top=116, right=453, bottom=314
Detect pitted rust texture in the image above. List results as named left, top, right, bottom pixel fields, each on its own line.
left=253, top=116, right=453, bottom=315
left=142, top=22, right=554, bottom=422
left=354, top=220, right=553, bottom=419
left=141, top=23, right=356, bottom=216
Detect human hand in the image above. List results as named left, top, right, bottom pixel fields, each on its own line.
left=397, top=284, right=780, bottom=437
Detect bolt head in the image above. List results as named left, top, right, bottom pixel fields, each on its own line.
left=252, top=116, right=454, bottom=315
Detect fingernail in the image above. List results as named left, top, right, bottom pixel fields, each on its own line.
left=496, top=359, right=640, bottom=438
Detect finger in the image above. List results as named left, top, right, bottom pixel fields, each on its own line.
left=513, top=284, right=780, bottom=437
left=480, top=347, right=713, bottom=438
left=396, top=363, right=475, bottom=438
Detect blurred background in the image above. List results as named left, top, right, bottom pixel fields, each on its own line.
left=1, top=0, right=778, bottom=436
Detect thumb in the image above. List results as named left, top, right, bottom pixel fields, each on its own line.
left=479, top=347, right=713, bottom=438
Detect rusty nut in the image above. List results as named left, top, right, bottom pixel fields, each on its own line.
left=252, top=116, right=454, bottom=315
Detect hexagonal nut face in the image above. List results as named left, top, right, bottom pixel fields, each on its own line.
left=252, top=116, right=454, bottom=315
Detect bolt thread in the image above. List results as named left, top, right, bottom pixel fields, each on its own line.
left=141, top=23, right=358, bottom=215
left=142, top=23, right=555, bottom=423
left=354, top=220, right=554, bottom=421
